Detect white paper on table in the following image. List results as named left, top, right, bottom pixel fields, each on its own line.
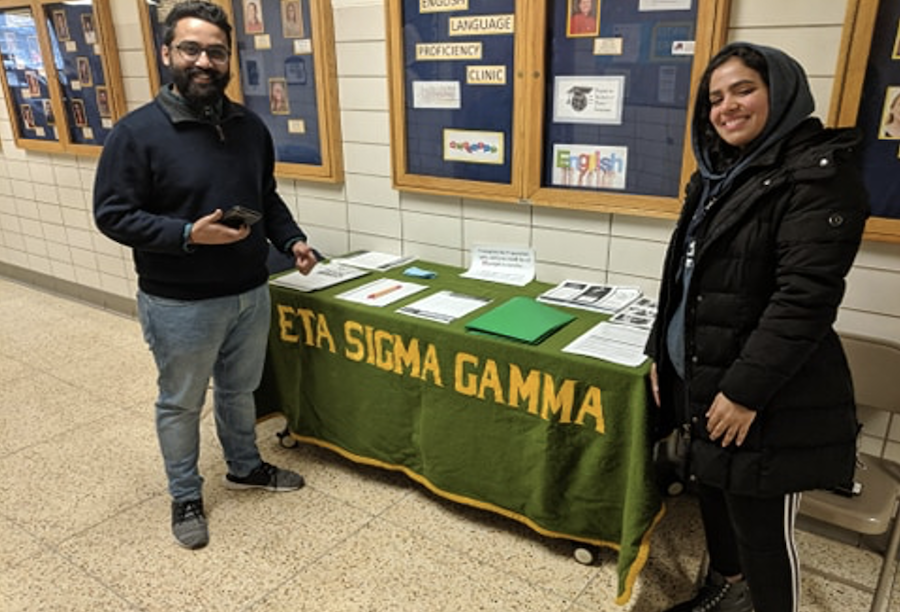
left=562, top=321, right=650, bottom=367
left=460, top=246, right=535, bottom=286
left=397, top=290, right=492, bottom=324
left=537, top=280, right=642, bottom=314
left=608, top=297, right=658, bottom=330
left=269, top=263, right=369, bottom=292
left=335, top=278, right=427, bottom=307
left=331, top=251, right=417, bottom=271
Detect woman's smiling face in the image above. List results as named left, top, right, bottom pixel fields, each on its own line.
left=708, top=56, right=770, bottom=149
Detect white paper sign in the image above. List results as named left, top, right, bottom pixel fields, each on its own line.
left=553, top=75, right=625, bottom=125
left=413, top=81, right=461, bottom=109
left=460, top=246, right=535, bottom=286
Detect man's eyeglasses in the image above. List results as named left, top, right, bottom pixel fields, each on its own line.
left=173, top=41, right=230, bottom=65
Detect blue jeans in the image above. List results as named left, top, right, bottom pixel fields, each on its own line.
left=137, top=284, right=270, bottom=502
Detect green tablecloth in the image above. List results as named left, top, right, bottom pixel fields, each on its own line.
left=255, top=262, right=663, bottom=604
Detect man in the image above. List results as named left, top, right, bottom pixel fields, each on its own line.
left=93, top=1, right=318, bottom=550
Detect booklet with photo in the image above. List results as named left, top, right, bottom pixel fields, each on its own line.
left=537, top=280, right=642, bottom=314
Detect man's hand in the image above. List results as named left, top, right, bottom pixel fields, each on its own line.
left=189, top=209, right=250, bottom=245
left=706, top=392, right=756, bottom=447
left=290, top=240, right=318, bottom=275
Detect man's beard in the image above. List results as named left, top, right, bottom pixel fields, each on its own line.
left=170, top=65, right=230, bottom=107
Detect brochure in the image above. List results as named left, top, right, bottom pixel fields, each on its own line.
left=562, top=321, right=650, bottom=368
left=609, top=297, right=658, bottom=330
left=537, top=280, right=642, bottom=314
left=397, top=290, right=492, bottom=324
left=269, top=262, right=369, bottom=292
left=561, top=297, right=657, bottom=366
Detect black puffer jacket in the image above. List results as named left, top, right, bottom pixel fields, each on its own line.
left=647, top=118, right=869, bottom=497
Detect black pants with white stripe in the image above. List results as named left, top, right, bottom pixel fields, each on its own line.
left=697, top=482, right=801, bottom=612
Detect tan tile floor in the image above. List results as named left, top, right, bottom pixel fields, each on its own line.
left=0, top=276, right=892, bottom=611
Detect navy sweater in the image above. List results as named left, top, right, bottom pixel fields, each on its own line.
left=94, top=88, right=306, bottom=300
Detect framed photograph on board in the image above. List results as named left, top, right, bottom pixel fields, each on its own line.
left=243, top=0, right=265, bottom=34
left=567, top=0, right=600, bottom=38
left=879, top=86, right=900, bottom=140
left=282, top=0, right=303, bottom=38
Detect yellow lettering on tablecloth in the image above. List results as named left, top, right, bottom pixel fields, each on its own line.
left=276, top=304, right=335, bottom=352
left=454, top=354, right=603, bottom=433
left=541, top=375, right=575, bottom=425
left=342, top=320, right=444, bottom=387
left=477, top=358, right=504, bottom=403
left=576, top=386, right=605, bottom=434
left=454, top=352, right=478, bottom=396
left=375, top=329, right=394, bottom=370
left=277, top=304, right=300, bottom=342
left=509, top=364, right=540, bottom=415
left=344, top=320, right=365, bottom=361
left=276, top=304, right=605, bottom=435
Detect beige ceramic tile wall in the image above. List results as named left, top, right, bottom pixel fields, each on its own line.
left=0, top=0, right=898, bottom=451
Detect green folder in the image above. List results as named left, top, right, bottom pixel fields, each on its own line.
left=464, top=296, right=575, bottom=345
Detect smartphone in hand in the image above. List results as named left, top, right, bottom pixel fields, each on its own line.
left=219, top=205, right=262, bottom=228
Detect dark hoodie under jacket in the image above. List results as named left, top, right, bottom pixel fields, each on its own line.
left=646, top=42, right=870, bottom=497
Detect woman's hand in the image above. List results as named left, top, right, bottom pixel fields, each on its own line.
left=706, top=392, right=756, bottom=447
left=650, top=361, right=661, bottom=407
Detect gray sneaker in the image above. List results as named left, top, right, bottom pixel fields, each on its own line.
left=224, top=461, right=305, bottom=492
left=665, top=570, right=754, bottom=612
left=171, top=499, right=208, bottom=550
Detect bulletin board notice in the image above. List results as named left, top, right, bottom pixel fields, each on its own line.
left=400, top=0, right=517, bottom=185
left=542, top=0, right=698, bottom=199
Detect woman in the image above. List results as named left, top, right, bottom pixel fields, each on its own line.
left=647, top=43, right=868, bottom=612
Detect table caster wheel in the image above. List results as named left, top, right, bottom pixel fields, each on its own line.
left=276, top=427, right=298, bottom=449
left=573, top=545, right=597, bottom=565
left=667, top=480, right=685, bottom=496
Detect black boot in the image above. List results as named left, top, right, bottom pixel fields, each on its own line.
left=664, top=570, right=754, bottom=612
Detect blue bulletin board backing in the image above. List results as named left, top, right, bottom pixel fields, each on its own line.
left=0, top=8, right=57, bottom=143
left=233, top=0, right=323, bottom=167
left=45, top=2, right=113, bottom=147
left=543, top=0, right=697, bottom=198
left=401, top=0, right=516, bottom=184
left=854, top=0, right=900, bottom=221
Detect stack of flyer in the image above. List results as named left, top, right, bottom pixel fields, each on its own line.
left=561, top=295, right=658, bottom=368
left=536, top=280, right=642, bottom=314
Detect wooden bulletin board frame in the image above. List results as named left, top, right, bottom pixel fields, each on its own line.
left=830, top=0, right=900, bottom=243
left=386, top=0, right=730, bottom=218
left=0, top=0, right=125, bottom=155
left=138, top=0, right=343, bottom=184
